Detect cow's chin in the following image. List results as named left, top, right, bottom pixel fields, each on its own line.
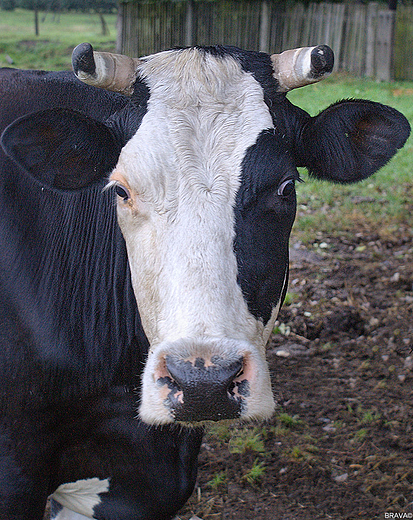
left=138, top=337, right=275, bottom=426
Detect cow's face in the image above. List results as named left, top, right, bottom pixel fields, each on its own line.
left=109, top=49, right=297, bottom=423
left=3, top=44, right=408, bottom=425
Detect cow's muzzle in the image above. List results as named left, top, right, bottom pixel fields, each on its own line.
left=160, top=354, right=248, bottom=421
left=139, top=338, right=275, bottom=425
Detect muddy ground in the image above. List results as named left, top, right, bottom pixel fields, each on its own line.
left=178, top=225, right=413, bottom=520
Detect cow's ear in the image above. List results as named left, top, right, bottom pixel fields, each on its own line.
left=1, top=107, right=121, bottom=189
left=300, top=100, right=410, bottom=183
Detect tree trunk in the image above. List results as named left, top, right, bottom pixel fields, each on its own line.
left=99, top=13, right=109, bottom=36
left=388, top=0, right=397, bottom=11
left=34, top=9, right=39, bottom=36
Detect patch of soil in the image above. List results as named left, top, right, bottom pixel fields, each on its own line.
left=178, top=227, right=413, bottom=520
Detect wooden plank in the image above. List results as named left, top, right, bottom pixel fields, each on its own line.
left=331, top=3, right=345, bottom=67
left=185, top=0, right=194, bottom=47
left=292, top=3, right=305, bottom=48
left=116, top=3, right=124, bottom=54
left=302, top=3, right=316, bottom=47
left=356, top=5, right=367, bottom=76
left=323, top=3, right=333, bottom=46
left=259, top=0, right=269, bottom=53
left=266, top=2, right=282, bottom=53
left=376, top=9, right=396, bottom=81
left=341, top=4, right=366, bottom=76
left=340, top=4, right=351, bottom=73
left=394, top=5, right=413, bottom=80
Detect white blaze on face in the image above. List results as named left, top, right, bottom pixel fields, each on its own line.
left=111, top=49, right=279, bottom=424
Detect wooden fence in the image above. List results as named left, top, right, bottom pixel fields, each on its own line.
left=117, top=1, right=413, bottom=81
left=394, top=4, right=413, bottom=81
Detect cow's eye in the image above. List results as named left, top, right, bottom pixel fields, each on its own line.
left=115, top=184, right=130, bottom=201
left=277, top=179, right=295, bottom=198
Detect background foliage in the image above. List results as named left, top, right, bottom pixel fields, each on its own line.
left=0, top=0, right=118, bottom=12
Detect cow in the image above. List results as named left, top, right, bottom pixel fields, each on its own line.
left=0, top=42, right=410, bottom=520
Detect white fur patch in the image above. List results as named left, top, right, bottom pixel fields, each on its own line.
left=112, top=48, right=281, bottom=423
left=53, top=506, right=92, bottom=520
left=51, top=478, right=109, bottom=518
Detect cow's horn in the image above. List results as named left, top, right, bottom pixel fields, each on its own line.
left=271, top=45, right=334, bottom=92
left=72, top=43, right=141, bottom=96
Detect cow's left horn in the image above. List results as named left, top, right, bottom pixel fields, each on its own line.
left=72, top=43, right=142, bottom=96
left=271, top=45, right=334, bottom=92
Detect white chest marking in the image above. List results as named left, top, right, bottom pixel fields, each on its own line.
left=53, top=506, right=93, bottom=520
left=51, top=477, right=110, bottom=518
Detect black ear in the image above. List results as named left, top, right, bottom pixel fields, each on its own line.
left=1, top=107, right=121, bottom=189
left=300, top=100, right=410, bottom=183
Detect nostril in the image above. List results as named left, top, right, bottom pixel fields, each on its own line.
left=164, top=355, right=187, bottom=388
left=228, top=364, right=243, bottom=394
left=235, top=365, right=244, bottom=379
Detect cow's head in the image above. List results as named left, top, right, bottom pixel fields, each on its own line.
left=1, top=44, right=410, bottom=425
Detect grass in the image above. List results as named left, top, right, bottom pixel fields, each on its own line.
left=0, top=9, right=117, bottom=70
left=207, top=471, right=227, bottom=490
left=1, top=9, right=413, bottom=238
left=228, top=429, right=266, bottom=455
left=241, top=459, right=266, bottom=485
left=205, top=425, right=268, bottom=489
left=277, top=412, right=305, bottom=430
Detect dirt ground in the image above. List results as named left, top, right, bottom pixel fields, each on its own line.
left=178, top=224, right=413, bottom=520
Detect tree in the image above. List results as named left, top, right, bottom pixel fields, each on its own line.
left=13, top=0, right=118, bottom=36
left=15, top=1, right=62, bottom=34
left=0, top=0, right=17, bottom=9
left=60, top=0, right=117, bottom=12
left=86, top=0, right=118, bottom=35
left=58, top=0, right=118, bottom=35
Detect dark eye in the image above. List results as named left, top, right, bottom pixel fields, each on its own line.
left=277, top=179, right=295, bottom=198
left=115, top=184, right=130, bottom=201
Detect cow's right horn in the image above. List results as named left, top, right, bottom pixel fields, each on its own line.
left=271, top=45, right=334, bottom=92
left=72, top=43, right=142, bottom=96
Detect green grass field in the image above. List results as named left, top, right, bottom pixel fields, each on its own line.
left=0, top=9, right=117, bottom=70
left=1, top=8, right=412, bottom=241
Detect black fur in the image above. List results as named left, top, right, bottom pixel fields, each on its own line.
left=235, top=129, right=298, bottom=324
left=300, top=99, right=411, bottom=183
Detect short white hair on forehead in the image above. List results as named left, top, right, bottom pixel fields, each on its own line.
left=120, top=46, right=274, bottom=203
left=137, top=47, right=249, bottom=105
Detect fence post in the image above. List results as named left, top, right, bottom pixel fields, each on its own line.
left=394, top=5, right=413, bottom=80
left=185, top=0, right=195, bottom=47
left=116, top=3, right=124, bottom=54
left=375, top=9, right=396, bottom=81
left=365, top=3, right=378, bottom=77
left=259, top=0, right=270, bottom=53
